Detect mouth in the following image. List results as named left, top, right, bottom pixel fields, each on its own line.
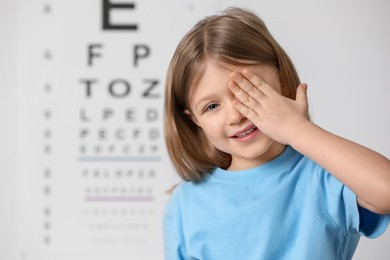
left=230, top=124, right=258, bottom=139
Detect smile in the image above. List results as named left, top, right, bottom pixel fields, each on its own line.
left=231, top=125, right=259, bottom=140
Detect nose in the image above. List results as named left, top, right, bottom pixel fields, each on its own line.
left=227, top=101, right=245, bottom=125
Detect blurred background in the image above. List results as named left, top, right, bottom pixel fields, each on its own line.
left=0, top=0, right=389, bottom=259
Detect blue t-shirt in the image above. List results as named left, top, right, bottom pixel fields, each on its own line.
left=163, top=146, right=390, bottom=259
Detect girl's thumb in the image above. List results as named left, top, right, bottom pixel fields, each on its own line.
left=296, top=83, right=308, bottom=103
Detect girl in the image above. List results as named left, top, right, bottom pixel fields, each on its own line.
left=163, top=7, right=390, bottom=259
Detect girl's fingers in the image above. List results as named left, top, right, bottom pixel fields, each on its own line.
left=241, top=69, right=277, bottom=97
left=232, top=99, right=259, bottom=121
left=228, top=80, right=261, bottom=111
left=229, top=71, right=264, bottom=103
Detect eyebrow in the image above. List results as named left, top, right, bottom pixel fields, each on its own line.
left=193, top=94, right=214, bottom=112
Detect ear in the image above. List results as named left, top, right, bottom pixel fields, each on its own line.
left=184, top=109, right=200, bottom=126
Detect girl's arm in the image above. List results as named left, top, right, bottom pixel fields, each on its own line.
left=229, top=69, right=390, bottom=214
left=290, top=119, right=390, bottom=214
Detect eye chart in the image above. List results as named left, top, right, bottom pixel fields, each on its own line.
left=10, top=1, right=390, bottom=260
left=15, top=1, right=219, bottom=259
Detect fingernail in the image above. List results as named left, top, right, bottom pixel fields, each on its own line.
left=231, top=71, right=242, bottom=81
left=230, top=71, right=238, bottom=78
left=242, top=69, right=249, bottom=76
left=228, top=81, right=239, bottom=91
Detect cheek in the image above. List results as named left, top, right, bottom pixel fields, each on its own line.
left=200, top=123, right=217, bottom=137
left=195, top=110, right=227, bottom=141
left=199, top=121, right=225, bottom=144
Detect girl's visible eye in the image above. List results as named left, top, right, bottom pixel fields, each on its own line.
left=205, top=102, right=219, bottom=112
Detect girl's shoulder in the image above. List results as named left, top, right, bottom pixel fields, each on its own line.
left=164, top=180, right=207, bottom=217
left=170, top=179, right=208, bottom=196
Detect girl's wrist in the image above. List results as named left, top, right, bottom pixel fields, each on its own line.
left=287, top=119, right=315, bottom=149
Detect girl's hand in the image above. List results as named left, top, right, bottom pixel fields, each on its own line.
left=229, top=69, right=390, bottom=214
left=228, top=69, right=310, bottom=145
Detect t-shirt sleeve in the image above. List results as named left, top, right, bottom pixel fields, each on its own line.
left=163, top=185, right=188, bottom=260
left=317, top=166, right=390, bottom=238
left=358, top=205, right=390, bottom=238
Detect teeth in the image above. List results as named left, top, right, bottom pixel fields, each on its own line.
left=236, top=127, right=255, bottom=137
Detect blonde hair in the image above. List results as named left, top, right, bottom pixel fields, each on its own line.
left=164, top=7, right=300, bottom=182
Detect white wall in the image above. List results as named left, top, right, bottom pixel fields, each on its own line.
left=0, top=0, right=389, bottom=259
left=0, top=0, right=18, bottom=259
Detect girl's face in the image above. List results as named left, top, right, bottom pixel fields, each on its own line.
left=187, top=59, right=286, bottom=171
